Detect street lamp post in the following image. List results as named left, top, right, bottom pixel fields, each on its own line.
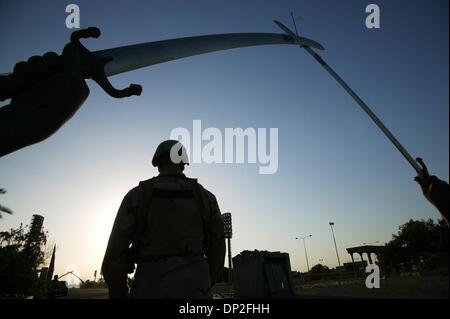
left=222, top=213, right=232, bottom=283
left=295, top=235, right=312, bottom=272
left=329, top=222, right=341, bottom=267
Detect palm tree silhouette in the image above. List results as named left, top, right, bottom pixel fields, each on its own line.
left=0, top=188, right=13, bottom=218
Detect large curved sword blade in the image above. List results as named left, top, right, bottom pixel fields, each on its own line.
left=0, top=24, right=325, bottom=101
left=93, top=32, right=324, bottom=77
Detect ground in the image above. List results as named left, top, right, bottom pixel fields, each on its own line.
left=293, top=275, right=449, bottom=299
left=60, top=275, right=448, bottom=299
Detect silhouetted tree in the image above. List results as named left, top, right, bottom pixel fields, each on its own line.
left=378, top=218, right=448, bottom=275
left=0, top=223, right=48, bottom=298
left=309, top=264, right=331, bottom=280
left=310, top=264, right=331, bottom=273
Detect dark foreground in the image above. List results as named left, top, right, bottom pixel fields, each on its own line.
left=61, top=276, right=448, bottom=299
left=293, top=275, right=448, bottom=299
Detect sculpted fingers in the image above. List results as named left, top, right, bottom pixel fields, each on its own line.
left=42, top=51, right=62, bottom=71
left=13, top=52, right=61, bottom=77
left=12, top=61, right=29, bottom=76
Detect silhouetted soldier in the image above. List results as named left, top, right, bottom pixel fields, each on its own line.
left=101, top=140, right=225, bottom=298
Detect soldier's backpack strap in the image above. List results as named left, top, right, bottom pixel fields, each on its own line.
left=186, top=177, right=210, bottom=253
left=132, top=178, right=155, bottom=247
left=127, top=178, right=155, bottom=271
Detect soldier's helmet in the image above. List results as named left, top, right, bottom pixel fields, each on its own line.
left=152, top=140, right=189, bottom=167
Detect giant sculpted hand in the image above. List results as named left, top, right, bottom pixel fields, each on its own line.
left=414, top=158, right=449, bottom=226
left=0, top=27, right=141, bottom=157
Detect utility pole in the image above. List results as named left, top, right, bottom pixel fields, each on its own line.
left=329, top=222, right=341, bottom=267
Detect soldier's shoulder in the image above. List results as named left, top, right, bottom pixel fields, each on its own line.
left=195, top=181, right=218, bottom=202
left=124, top=179, right=151, bottom=199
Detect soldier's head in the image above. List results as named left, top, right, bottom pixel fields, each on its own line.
left=152, top=140, right=189, bottom=173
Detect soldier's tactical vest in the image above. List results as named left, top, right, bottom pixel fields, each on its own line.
left=131, top=176, right=210, bottom=261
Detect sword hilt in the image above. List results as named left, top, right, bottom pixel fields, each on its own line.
left=70, top=27, right=143, bottom=98
left=0, top=27, right=142, bottom=102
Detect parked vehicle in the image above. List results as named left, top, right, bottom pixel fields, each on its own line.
left=56, top=281, right=68, bottom=297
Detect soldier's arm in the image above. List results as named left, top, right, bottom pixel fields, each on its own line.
left=101, top=189, right=137, bottom=298
left=205, top=194, right=226, bottom=286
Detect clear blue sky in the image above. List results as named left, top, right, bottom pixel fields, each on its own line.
left=0, top=0, right=448, bottom=284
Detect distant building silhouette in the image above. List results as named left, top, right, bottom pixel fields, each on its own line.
left=346, top=245, right=382, bottom=267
